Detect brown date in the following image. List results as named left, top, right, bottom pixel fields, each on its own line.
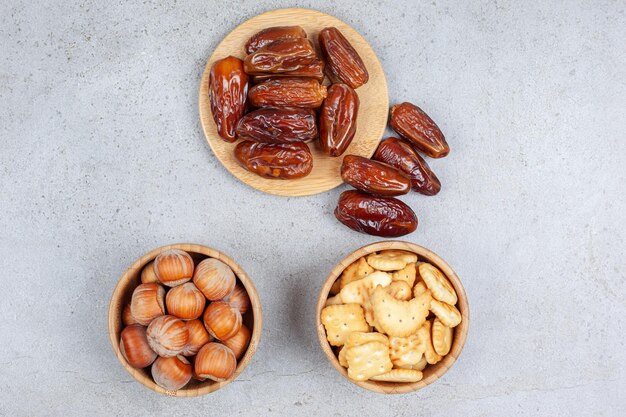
left=319, top=27, right=369, bottom=89
left=244, top=38, right=325, bottom=80
left=319, top=83, right=359, bottom=157
left=234, top=141, right=313, bottom=179
left=244, top=26, right=307, bottom=54
left=248, top=77, right=327, bottom=108
left=390, top=102, right=449, bottom=158
left=236, top=108, right=318, bottom=143
left=341, top=155, right=411, bottom=196
left=374, top=137, right=441, bottom=195
left=334, top=190, right=418, bottom=237
left=209, top=56, right=249, bottom=142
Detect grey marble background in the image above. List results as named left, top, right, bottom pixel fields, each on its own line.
left=0, top=1, right=624, bottom=416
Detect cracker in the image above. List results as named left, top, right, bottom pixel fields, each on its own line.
left=418, top=320, right=442, bottom=364
left=398, top=356, right=427, bottom=371
left=339, top=271, right=392, bottom=305
left=413, top=281, right=427, bottom=297
left=325, top=294, right=343, bottom=307
left=419, top=263, right=457, bottom=305
left=430, top=299, right=462, bottom=328
left=366, top=250, right=417, bottom=271
left=370, top=369, right=423, bottom=383
left=346, top=331, right=388, bottom=348
left=392, top=263, right=417, bottom=287
left=338, top=346, right=348, bottom=368
left=370, top=286, right=431, bottom=337
left=389, top=333, right=426, bottom=368
left=432, top=318, right=453, bottom=356
left=385, top=281, right=412, bottom=301
left=329, top=279, right=341, bottom=295
left=340, top=257, right=375, bottom=289
left=321, top=304, right=370, bottom=346
left=345, top=341, right=393, bottom=381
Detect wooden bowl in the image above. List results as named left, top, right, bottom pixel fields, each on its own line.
left=108, top=243, right=262, bottom=396
left=199, top=8, right=389, bottom=197
left=316, top=241, right=469, bottom=394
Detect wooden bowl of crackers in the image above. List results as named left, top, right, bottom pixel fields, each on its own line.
left=108, top=243, right=262, bottom=396
left=316, top=241, right=469, bottom=394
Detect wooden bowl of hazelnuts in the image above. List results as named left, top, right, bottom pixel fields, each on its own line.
left=108, top=243, right=262, bottom=396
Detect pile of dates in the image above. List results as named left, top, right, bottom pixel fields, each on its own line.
left=208, top=25, right=449, bottom=238
left=209, top=25, right=368, bottom=179
left=336, top=102, right=449, bottom=237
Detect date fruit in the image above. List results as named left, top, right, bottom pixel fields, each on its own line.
left=236, top=108, right=318, bottom=143
left=245, top=26, right=307, bottom=54
left=319, top=83, right=359, bottom=157
left=209, top=56, right=249, bottom=142
left=390, top=102, right=449, bottom=158
left=334, top=190, right=418, bottom=237
left=244, top=38, right=324, bottom=80
left=234, top=141, right=313, bottom=179
left=374, top=137, right=441, bottom=195
left=319, top=27, right=369, bottom=89
left=341, top=155, right=410, bottom=196
left=248, top=77, right=327, bottom=108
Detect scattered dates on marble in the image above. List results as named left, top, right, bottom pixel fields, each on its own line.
left=334, top=190, right=418, bottom=237
left=209, top=56, right=249, bottom=142
left=234, top=141, right=313, bottom=179
left=244, top=38, right=325, bottom=80
left=248, top=77, right=327, bottom=108
left=319, top=27, right=369, bottom=89
left=236, top=108, right=318, bottom=143
left=244, top=26, right=307, bottom=54
left=374, top=137, right=441, bottom=196
left=390, top=102, right=449, bottom=158
left=341, top=155, right=411, bottom=196
left=319, top=83, right=359, bottom=157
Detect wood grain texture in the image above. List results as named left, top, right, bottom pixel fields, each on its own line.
left=108, top=243, right=262, bottom=397
left=199, top=8, right=388, bottom=196
left=316, top=241, right=470, bottom=394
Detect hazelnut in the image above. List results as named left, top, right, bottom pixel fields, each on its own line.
left=119, top=324, right=157, bottom=368
left=224, top=283, right=251, bottom=315
left=153, top=249, right=194, bottom=287
left=146, top=315, right=189, bottom=357
left=203, top=301, right=242, bottom=341
left=194, top=342, right=236, bottom=382
left=130, top=283, right=165, bottom=326
left=151, top=355, right=192, bottom=391
left=166, top=282, right=206, bottom=320
left=222, top=324, right=251, bottom=360
left=193, top=258, right=235, bottom=301
left=181, top=319, right=212, bottom=356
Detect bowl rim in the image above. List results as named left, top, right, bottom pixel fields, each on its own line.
left=108, top=243, right=263, bottom=397
left=315, top=240, right=470, bottom=394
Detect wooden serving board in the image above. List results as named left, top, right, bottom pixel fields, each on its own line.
left=199, top=8, right=388, bottom=197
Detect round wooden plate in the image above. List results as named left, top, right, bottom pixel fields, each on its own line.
left=199, top=8, right=388, bottom=197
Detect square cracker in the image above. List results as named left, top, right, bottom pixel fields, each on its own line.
left=340, top=257, right=374, bottom=289
left=389, top=333, right=427, bottom=368
left=345, top=341, right=393, bottom=381
left=321, top=304, right=369, bottom=347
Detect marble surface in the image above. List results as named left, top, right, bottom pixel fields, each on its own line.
left=0, top=1, right=624, bottom=415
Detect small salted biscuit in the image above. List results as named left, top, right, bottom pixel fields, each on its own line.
left=321, top=304, right=370, bottom=346
left=346, top=331, right=388, bottom=348
left=338, top=346, right=348, bottom=368
left=366, top=250, right=418, bottom=271
left=432, top=318, right=453, bottom=356
left=385, top=281, right=413, bottom=301
left=419, top=263, right=457, bottom=305
left=370, top=286, right=431, bottom=337
left=370, top=369, right=423, bottom=383
left=340, top=257, right=375, bottom=289
left=392, top=263, right=417, bottom=287
left=389, top=333, right=426, bottom=368
left=339, top=271, right=392, bottom=305
left=324, top=294, right=343, bottom=307
left=329, top=279, right=341, bottom=295
left=418, top=320, right=442, bottom=365
left=345, top=341, right=393, bottom=381
left=430, top=299, right=462, bottom=328
left=413, top=281, right=427, bottom=297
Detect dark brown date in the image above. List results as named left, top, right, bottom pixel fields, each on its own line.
left=234, top=141, right=313, bottom=179
left=245, top=26, right=307, bottom=54
left=319, top=27, right=369, bottom=89
left=209, top=56, right=249, bottom=142
left=341, top=155, right=410, bottom=196
left=236, top=108, right=318, bottom=143
left=334, top=190, right=418, bottom=237
left=390, top=102, right=449, bottom=158
left=244, top=38, right=324, bottom=80
left=248, top=77, right=327, bottom=108
left=319, top=83, right=359, bottom=157
left=374, top=137, right=441, bottom=195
